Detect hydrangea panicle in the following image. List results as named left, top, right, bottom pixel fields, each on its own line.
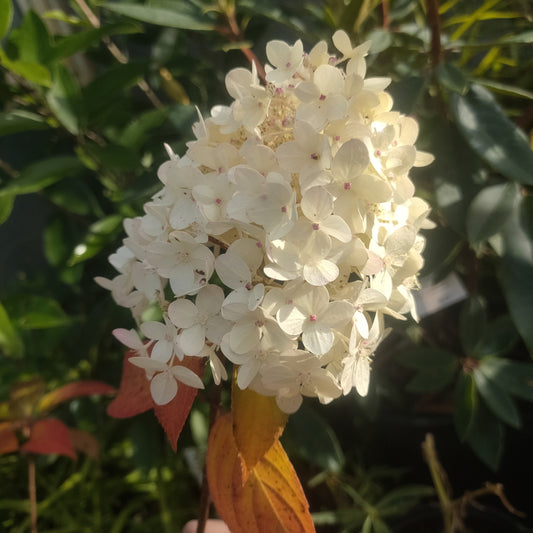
left=99, top=30, right=434, bottom=412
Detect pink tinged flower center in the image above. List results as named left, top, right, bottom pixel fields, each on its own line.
left=344, top=182, right=351, bottom=190
left=312, top=223, right=319, bottom=230
left=218, top=167, right=223, bottom=173
left=255, top=320, right=264, bottom=327
left=375, top=150, right=382, bottom=157
left=309, top=314, right=317, bottom=322
left=393, top=140, right=398, bottom=146
left=319, top=94, right=326, bottom=101
left=245, top=282, right=253, bottom=290
left=215, top=198, right=222, bottom=205
left=281, top=206, right=287, bottom=213
left=256, top=241, right=262, bottom=248
left=310, top=152, right=319, bottom=160
left=275, top=87, right=283, bottom=95
left=335, top=135, right=341, bottom=141
left=328, top=56, right=337, bottom=65
left=286, top=62, right=291, bottom=68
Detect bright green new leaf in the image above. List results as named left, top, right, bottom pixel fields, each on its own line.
left=102, top=3, right=214, bottom=31
left=0, top=50, right=52, bottom=86
left=0, top=156, right=84, bottom=197
left=449, top=84, right=533, bottom=185
left=473, top=368, right=521, bottom=429
left=454, top=372, right=477, bottom=441
left=466, top=182, right=520, bottom=244
left=0, top=0, right=13, bottom=40
left=7, top=9, right=52, bottom=64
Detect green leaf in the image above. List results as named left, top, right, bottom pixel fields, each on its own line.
left=459, top=295, right=487, bottom=355
left=0, top=301, right=24, bottom=357
left=466, top=182, right=520, bottom=244
left=0, top=156, right=84, bottom=197
left=475, top=79, right=533, bottom=101
left=376, top=485, right=434, bottom=516
left=454, top=372, right=477, bottom=440
left=396, top=348, right=458, bottom=369
left=0, top=49, right=52, bottom=86
left=44, top=217, right=71, bottom=267
left=84, top=143, right=141, bottom=172
left=46, top=63, right=83, bottom=134
left=14, top=296, right=71, bottom=329
left=0, top=110, right=50, bottom=136
left=473, top=368, right=521, bottom=429
left=7, top=9, right=52, bottom=64
left=285, top=405, right=345, bottom=473
left=83, top=62, right=147, bottom=115
left=371, top=517, right=392, bottom=533
left=476, top=315, right=519, bottom=358
left=437, top=62, right=469, bottom=95
left=0, top=193, right=14, bottom=224
left=479, top=357, right=533, bottom=402
left=449, top=84, right=533, bottom=185
left=500, top=195, right=533, bottom=355
left=45, top=179, right=100, bottom=216
left=0, top=0, right=13, bottom=40
left=68, top=214, right=123, bottom=265
left=102, top=3, right=214, bottom=31
left=465, top=401, right=504, bottom=470
left=51, top=23, right=141, bottom=62
left=119, top=108, right=169, bottom=149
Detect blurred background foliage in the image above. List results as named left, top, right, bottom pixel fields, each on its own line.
left=1, top=0, right=533, bottom=531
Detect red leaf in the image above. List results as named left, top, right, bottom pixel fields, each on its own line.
left=0, top=422, right=19, bottom=454
left=107, top=350, right=153, bottom=418
left=207, top=413, right=315, bottom=533
left=69, top=428, right=99, bottom=459
left=154, top=356, right=205, bottom=451
left=39, top=380, right=115, bottom=413
left=21, top=418, right=76, bottom=459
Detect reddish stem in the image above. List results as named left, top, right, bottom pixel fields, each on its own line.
left=426, top=0, right=444, bottom=68
left=28, top=456, right=38, bottom=533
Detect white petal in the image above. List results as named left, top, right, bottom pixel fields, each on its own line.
left=302, top=322, right=334, bottom=355
left=180, top=324, right=205, bottom=355
left=215, top=252, right=251, bottom=290
left=237, top=360, right=261, bottom=389
left=355, top=357, right=370, bottom=396
left=129, top=357, right=167, bottom=372
left=303, top=260, right=339, bottom=286
left=277, top=305, right=306, bottom=335
left=152, top=339, right=174, bottom=363
left=276, top=393, right=303, bottom=414
left=171, top=365, right=205, bottom=389
left=168, top=299, right=198, bottom=328
left=150, top=371, right=178, bottom=405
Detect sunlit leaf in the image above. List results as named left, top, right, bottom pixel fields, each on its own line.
left=0, top=155, right=84, bottom=197
left=39, top=380, right=114, bottom=413
left=21, top=418, right=76, bottom=459
left=232, top=381, right=288, bottom=473
left=102, top=3, right=215, bottom=30
left=207, top=412, right=315, bottom=533
left=449, top=84, right=533, bottom=185
left=7, top=9, right=52, bottom=64
left=473, top=369, right=521, bottom=429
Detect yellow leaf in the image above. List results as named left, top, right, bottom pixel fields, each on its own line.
left=207, top=412, right=315, bottom=533
left=232, top=376, right=288, bottom=473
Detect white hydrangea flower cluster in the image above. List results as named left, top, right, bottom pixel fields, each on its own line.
left=97, top=31, right=434, bottom=414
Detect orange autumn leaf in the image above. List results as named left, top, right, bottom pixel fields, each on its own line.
left=207, top=412, right=315, bottom=533
left=107, top=350, right=205, bottom=451
left=38, top=380, right=115, bottom=414
left=21, top=418, right=76, bottom=459
left=0, top=422, right=19, bottom=454
left=232, top=380, right=288, bottom=473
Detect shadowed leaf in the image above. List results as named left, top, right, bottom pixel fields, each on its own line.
left=39, top=380, right=115, bottom=413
